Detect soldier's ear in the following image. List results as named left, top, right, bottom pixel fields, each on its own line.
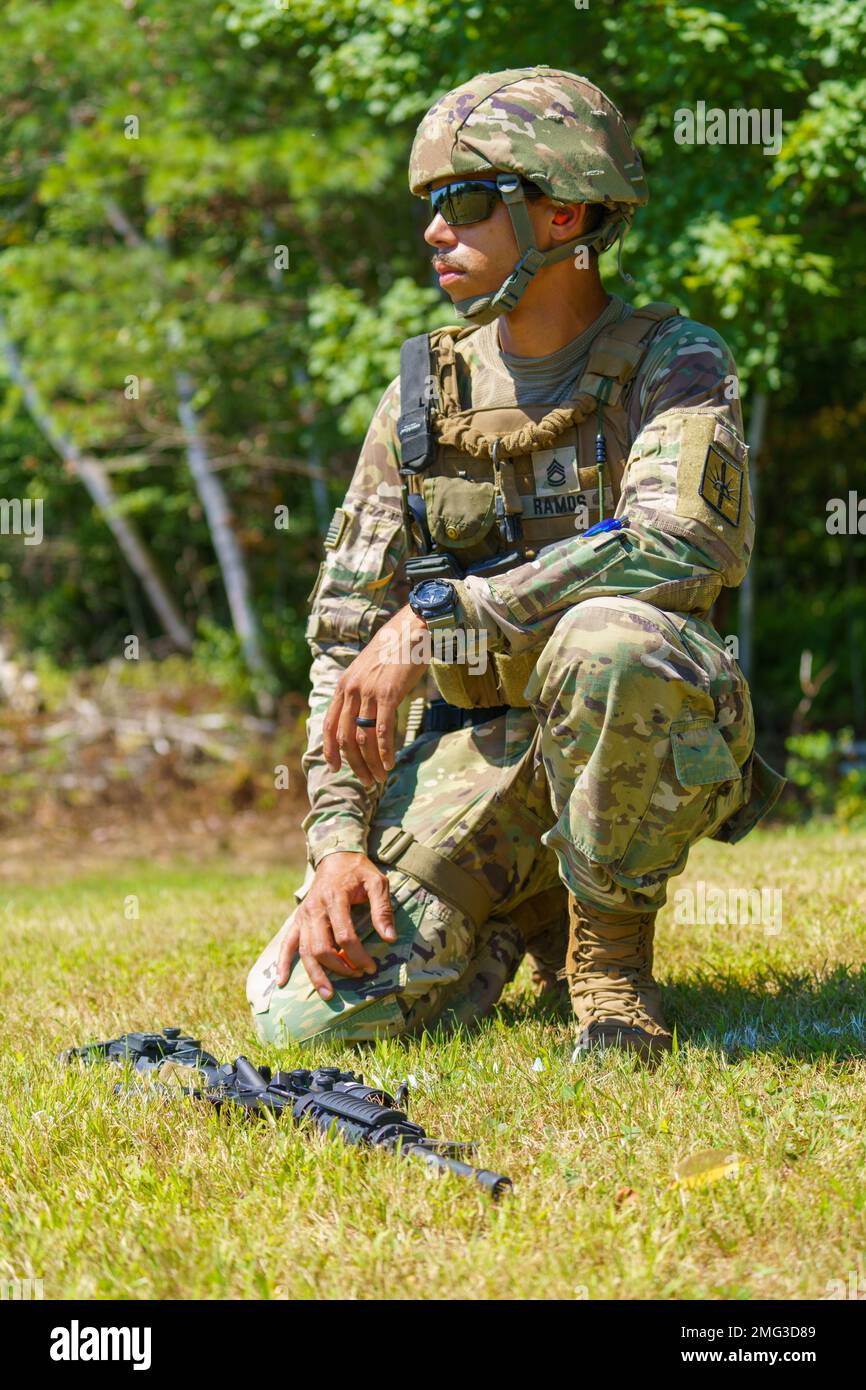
left=548, top=203, right=589, bottom=234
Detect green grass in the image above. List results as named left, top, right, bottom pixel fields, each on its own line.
left=1, top=824, right=865, bottom=1300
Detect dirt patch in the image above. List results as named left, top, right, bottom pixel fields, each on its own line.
left=2, top=804, right=309, bottom=883
left=1, top=655, right=311, bottom=881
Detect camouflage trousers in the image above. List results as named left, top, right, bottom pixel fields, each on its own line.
left=247, top=597, right=754, bottom=1046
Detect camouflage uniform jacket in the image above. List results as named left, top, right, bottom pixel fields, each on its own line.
left=303, top=306, right=751, bottom=867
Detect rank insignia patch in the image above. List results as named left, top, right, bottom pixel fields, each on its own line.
left=532, top=445, right=578, bottom=496
left=546, top=457, right=567, bottom=487
left=324, top=507, right=348, bottom=549
left=699, top=444, right=744, bottom=526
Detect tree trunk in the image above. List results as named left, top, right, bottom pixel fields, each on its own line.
left=172, top=350, right=273, bottom=693
left=0, top=309, right=194, bottom=652
left=105, top=200, right=274, bottom=704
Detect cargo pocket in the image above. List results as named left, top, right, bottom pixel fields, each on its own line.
left=500, top=530, right=630, bottom=624
left=670, top=716, right=743, bottom=787
left=305, top=502, right=404, bottom=645
left=617, top=715, right=744, bottom=883
left=673, top=713, right=747, bottom=839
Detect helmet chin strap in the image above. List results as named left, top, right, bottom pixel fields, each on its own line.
left=452, top=172, right=613, bottom=326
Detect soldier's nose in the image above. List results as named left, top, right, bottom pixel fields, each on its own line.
left=424, top=212, right=457, bottom=248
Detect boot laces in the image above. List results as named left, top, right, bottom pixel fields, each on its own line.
left=568, top=909, right=664, bottom=1031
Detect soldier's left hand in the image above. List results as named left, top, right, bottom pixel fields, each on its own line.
left=323, top=605, right=429, bottom=786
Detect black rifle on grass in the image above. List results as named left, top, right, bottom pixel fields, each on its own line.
left=62, top=1027, right=511, bottom=1199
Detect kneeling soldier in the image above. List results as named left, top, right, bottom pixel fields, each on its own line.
left=247, top=66, right=784, bottom=1059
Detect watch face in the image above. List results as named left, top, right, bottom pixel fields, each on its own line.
left=416, top=579, right=453, bottom=609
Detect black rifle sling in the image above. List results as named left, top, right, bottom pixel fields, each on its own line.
left=397, top=332, right=435, bottom=473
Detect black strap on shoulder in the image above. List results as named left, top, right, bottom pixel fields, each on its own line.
left=396, top=333, right=435, bottom=473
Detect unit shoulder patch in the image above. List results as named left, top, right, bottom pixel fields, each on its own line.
left=699, top=443, right=744, bottom=527
left=672, top=411, right=750, bottom=547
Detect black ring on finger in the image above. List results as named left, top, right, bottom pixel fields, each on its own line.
left=355, top=717, right=377, bottom=727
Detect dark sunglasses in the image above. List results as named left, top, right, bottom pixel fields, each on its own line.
left=429, top=176, right=540, bottom=226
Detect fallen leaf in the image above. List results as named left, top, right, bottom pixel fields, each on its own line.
left=673, top=1148, right=741, bottom=1189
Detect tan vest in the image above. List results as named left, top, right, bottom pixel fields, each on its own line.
left=404, top=302, right=680, bottom=708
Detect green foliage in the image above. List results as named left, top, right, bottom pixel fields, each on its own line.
left=192, top=619, right=259, bottom=706
left=785, top=729, right=866, bottom=827
left=0, top=0, right=863, bottom=730
left=307, top=277, right=447, bottom=436
left=836, top=769, right=866, bottom=829
left=680, top=216, right=837, bottom=390
left=786, top=730, right=839, bottom=815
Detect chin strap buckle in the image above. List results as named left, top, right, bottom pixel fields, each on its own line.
left=493, top=247, right=546, bottom=314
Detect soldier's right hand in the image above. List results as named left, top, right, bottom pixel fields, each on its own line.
left=275, top=851, right=397, bottom=1000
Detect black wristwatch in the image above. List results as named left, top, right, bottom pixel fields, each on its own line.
left=408, top=578, right=458, bottom=629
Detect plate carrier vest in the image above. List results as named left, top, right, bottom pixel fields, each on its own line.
left=396, top=302, right=680, bottom=709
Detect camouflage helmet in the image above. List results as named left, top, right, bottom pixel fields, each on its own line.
left=409, top=66, right=648, bottom=323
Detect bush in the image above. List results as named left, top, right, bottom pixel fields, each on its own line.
left=785, top=728, right=866, bottom=828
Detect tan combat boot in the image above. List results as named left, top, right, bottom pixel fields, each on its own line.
left=511, top=887, right=570, bottom=1006
left=527, top=956, right=570, bottom=1005
left=566, top=895, right=673, bottom=1060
